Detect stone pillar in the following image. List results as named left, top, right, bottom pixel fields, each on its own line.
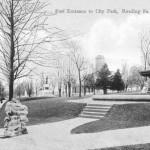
left=4, top=98, right=28, bottom=137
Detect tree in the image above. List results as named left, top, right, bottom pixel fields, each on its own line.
left=71, top=78, right=77, bottom=95
left=121, top=63, right=129, bottom=90
left=24, top=80, right=34, bottom=97
left=0, top=0, right=64, bottom=101
left=15, top=82, right=25, bottom=98
left=0, top=0, right=45, bottom=100
left=111, top=69, right=125, bottom=92
left=83, top=73, right=96, bottom=95
left=67, top=41, right=86, bottom=97
left=95, top=64, right=111, bottom=94
left=34, top=78, right=40, bottom=96
left=0, top=81, right=5, bottom=99
left=61, top=54, right=76, bottom=97
left=49, top=78, right=56, bottom=95
left=55, top=58, right=63, bottom=97
left=128, top=66, right=145, bottom=90
left=140, top=31, right=150, bottom=70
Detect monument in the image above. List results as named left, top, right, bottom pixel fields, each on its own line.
left=140, top=70, right=150, bottom=93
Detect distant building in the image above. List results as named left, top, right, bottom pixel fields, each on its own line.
left=95, top=55, right=105, bottom=72
left=38, top=76, right=53, bottom=96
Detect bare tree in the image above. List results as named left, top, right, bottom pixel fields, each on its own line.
left=54, top=52, right=75, bottom=97
left=24, top=80, right=34, bottom=97
left=51, top=80, right=56, bottom=95
left=121, top=63, right=129, bottom=90
left=83, top=73, right=96, bottom=95
left=67, top=41, right=86, bottom=97
left=128, top=65, right=145, bottom=90
left=34, top=79, right=40, bottom=96
left=0, top=0, right=47, bottom=100
left=0, top=81, right=5, bottom=100
left=62, top=54, right=77, bottom=97
left=140, top=32, right=150, bottom=70
left=15, top=82, right=25, bottom=98
left=0, top=0, right=67, bottom=101
left=55, top=59, right=63, bottom=97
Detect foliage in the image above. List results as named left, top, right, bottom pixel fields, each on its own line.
left=84, top=73, right=95, bottom=88
left=24, top=80, right=34, bottom=97
left=95, top=64, right=111, bottom=94
left=140, top=31, right=150, bottom=70
left=121, top=63, right=129, bottom=90
left=15, top=82, right=25, bottom=97
left=0, top=0, right=65, bottom=100
left=0, top=81, right=5, bottom=98
left=111, top=69, right=125, bottom=91
left=128, top=66, right=145, bottom=89
left=67, top=41, right=87, bottom=97
left=0, top=0, right=48, bottom=100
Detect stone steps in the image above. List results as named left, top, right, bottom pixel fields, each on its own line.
left=79, top=114, right=104, bottom=119
left=84, top=109, right=108, bottom=112
left=79, top=104, right=112, bottom=119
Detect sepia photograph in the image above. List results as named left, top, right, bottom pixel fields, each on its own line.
left=0, top=0, right=150, bottom=149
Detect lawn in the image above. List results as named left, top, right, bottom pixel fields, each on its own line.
left=0, top=98, right=86, bottom=128
left=71, top=103, right=150, bottom=134
left=93, top=143, right=150, bottom=150
left=20, top=95, right=92, bottom=102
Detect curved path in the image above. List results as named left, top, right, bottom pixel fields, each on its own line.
left=0, top=97, right=150, bottom=150
left=0, top=117, right=150, bottom=150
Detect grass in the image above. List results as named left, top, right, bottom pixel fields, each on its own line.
left=19, top=96, right=54, bottom=102
left=107, top=91, right=144, bottom=95
left=20, top=95, right=92, bottom=102
left=71, top=103, right=150, bottom=134
left=0, top=98, right=86, bottom=128
left=92, top=143, right=150, bottom=150
left=24, top=99, right=86, bottom=125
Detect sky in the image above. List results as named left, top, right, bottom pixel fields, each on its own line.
left=44, top=0, right=150, bottom=71
left=1, top=0, right=150, bottom=87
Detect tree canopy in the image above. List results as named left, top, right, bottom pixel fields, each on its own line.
left=111, top=69, right=125, bottom=92
left=95, top=64, right=111, bottom=94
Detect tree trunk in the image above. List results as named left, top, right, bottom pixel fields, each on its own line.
left=78, top=70, right=82, bottom=97
left=68, top=82, right=71, bottom=97
left=65, top=85, right=67, bottom=97
left=9, top=71, right=14, bottom=101
left=29, top=92, right=31, bottom=97
left=75, top=87, right=76, bottom=93
left=58, top=88, right=61, bottom=97
left=9, top=1, right=15, bottom=101
left=79, top=79, right=81, bottom=97
left=103, top=88, right=107, bottom=94
left=93, top=88, right=95, bottom=95
left=36, top=87, right=38, bottom=96
left=84, top=87, right=86, bottom=96
left=125, top=84, right=128, bottom=91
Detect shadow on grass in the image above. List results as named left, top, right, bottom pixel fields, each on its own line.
left=71, top=103, right=150, bottom=134
left=91, top=143, right=150, bottom=150
left=27, top=116, right=78, bottom=126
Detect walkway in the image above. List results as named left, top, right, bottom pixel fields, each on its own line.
left=0, top=117, right=150, bottom=150
left=0, top=97, right=149, bottom=150
left=69, top=96, right=140, bottom=105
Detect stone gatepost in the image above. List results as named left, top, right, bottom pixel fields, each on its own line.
left=4, top=98, right=28, bottom=137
